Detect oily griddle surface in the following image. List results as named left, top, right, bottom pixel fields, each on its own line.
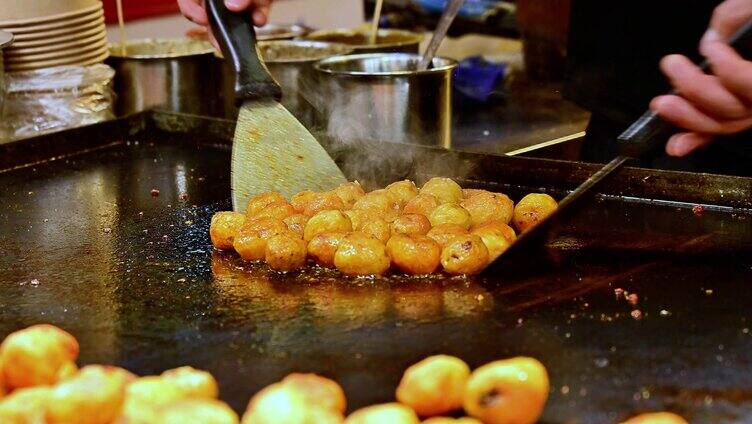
left=1, top=138, right=752, bottom=423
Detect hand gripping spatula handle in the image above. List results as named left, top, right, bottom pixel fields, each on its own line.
left=486, top=18, right=752, bottom=275
left=206, top=0, right=347, bottom=210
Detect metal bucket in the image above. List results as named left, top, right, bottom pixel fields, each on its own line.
left=303, top=28, right=423, bottom=54
left=0, top=30, right=13, bottom=115
left=314, top=53, right=457, bottom=148
left=106, top=38, right=220, bottom=116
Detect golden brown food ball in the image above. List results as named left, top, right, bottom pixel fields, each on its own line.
left=307, top=232, right=348, bottom=268
left=395, top=355, right=470, bottom=417
left=283, top=214, right=309, bottom=238
left=304, top=210, right=353, bottom=242
left=233, top=218, right=289, bottom=261
left=281, top=373, right=347, bottom=415
left=265, top=233, right=308, bottom=272
left=512, top=193, right=558, bottom=233
left=462, top=188, right=487, bottom=199
left=473, top=221, right=516, bottom=243
left=161, top=366, right=219, bottom=399
left=253, top=202, right=296, bottom=222
left=119, top=376, right=186, bottom=423
left=304, top=192, right=346, bottom=217
left=620, top=412, right=688, bottom=424
left=429, top=204, right=472, bottom=230
left=353, top=189, right=401, bottom=219
left=391, top=214, right=431, bottom=236
left=471, top=225, right=512, bottom=261
left=0, top=386, right=51, bottom=423
left=334, top=232, right=391, bottom=276
left=343, top=209, right=373, bottom=231
left=420, top=178, right=463, bottom=204
left=426, top=224, right=468, bottom=248
left=246, top=192, right=287, bottom=217
left=386, top=180, right=419, bottom=207
left=361, top=218, right=391, bottom=243
left=345, top=403, right=420, bottom=424
left=440, top=235, right=489, bottom=275
left=210, top=212, right=246, bottom=250
left=386, top=235, right=441, bottom=275
left=47, top=365, right=131, bottom=424
left=242, top=383, right=326, bottom=424
left=291, top=191, right=317, bottom=214
left=332, top=182, right=365, bottom=208
left=463, top=357, right=549, bottom=424
left=403, top=193, right=441, bottom=217
left=0, top=324, right=79, bottom=390
left=461, top=191, right=514, bottom=226
left=155, top=399, right=240, bottom=424
left=422, top=418, right=482, bottom=424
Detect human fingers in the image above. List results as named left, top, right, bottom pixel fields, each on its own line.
left=700, top=0, right=752, bottom=54
left=650, top=94, right=752, bottom=134
left=665, top=132, right=715, bottom=157
left=178, top=0, right=209, bottom=25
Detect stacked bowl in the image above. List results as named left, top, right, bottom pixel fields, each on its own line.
left=0, top=0, right=108, bottom=72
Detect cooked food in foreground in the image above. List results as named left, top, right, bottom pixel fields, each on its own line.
left=210, top=178, right=559, bottom=276
left=0, top=323, right=688, bottom=424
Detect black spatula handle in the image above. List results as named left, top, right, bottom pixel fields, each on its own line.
left=618, top=18, right=752, bottom=157
left=205, top=0, right=281, bottom=105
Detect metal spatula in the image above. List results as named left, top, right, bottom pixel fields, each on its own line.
left=205, top=0, right=347, bottom=211
left=486, top=18, right=752, bottom=275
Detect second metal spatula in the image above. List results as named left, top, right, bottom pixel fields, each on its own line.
left=206, top=0, right=346, bottom=211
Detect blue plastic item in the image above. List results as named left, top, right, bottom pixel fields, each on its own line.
left=453, top=55, right=507, bottom=102
left=417, top=0, right=499, bottom=18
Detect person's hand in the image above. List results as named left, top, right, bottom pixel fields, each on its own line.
left=650, top=0, right=752, bottom=156
left=178, top=0, right=272, bottom=46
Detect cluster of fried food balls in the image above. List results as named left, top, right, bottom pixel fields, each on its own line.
left=0, top=324, right=688, bottom=424
left=210, top=178, right=559, bottom=276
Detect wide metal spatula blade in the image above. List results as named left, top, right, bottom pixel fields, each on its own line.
left=231, top=100, right=346, bottom=211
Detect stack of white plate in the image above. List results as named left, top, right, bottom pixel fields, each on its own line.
left=0, top=0, right=108, bottom=72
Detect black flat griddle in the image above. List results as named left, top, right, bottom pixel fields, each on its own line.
left=1, top=111, right=752, bottom=423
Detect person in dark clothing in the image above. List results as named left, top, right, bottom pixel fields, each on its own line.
left=565, top=0, right=752, bottom=175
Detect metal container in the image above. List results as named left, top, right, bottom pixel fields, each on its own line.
left=314, top=53, right=457, bottom=148
left=303, top=28, right=423, bottom=54
left=106, top=38, right=220, bottom=116
left=0, top=30, right=14, bottom=114
left=256, top=23, right=310, bottom=41
left=218, top=40, right=353, bottom=123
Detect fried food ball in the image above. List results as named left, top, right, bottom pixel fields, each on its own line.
left=473, top=220, right=516, bottom=243
left=265, top=233, right=308, bottom=272
left=396, top=355, right=470, bottom=417
left=620, top=412, right=688, bottom=424
left=343, top=209, right=372, bottom=231
left=304, top=210, right=353, bottom=242
left=307, top=232, right=348, bottom=268
left=429, top=204, right=472, bottom=230
left=440, top=235, right=489, bottom=275
left=345, top=403, right=419, bottom=424
left=47, top=365, right=131, bottom=424
left=361, top=218, right=391, bottom=243
left=161, top=366, right=219, bottom=399
left=291, top=191, right=317, bottom=214
left=281, top=373, right=347, bottom=415
left=420, top=178, right=463, bottom=204
left=210, top=212, right=246, bottom=250
left=391, top=214, right=431, bottom=236
left=386, top=180, right=419, bottom=207
left=423, top=417, right=483, bottom=424
left=463, top=357, right=549, bottom=424
left=404, top=193, right=441, bottom=217
left=283, top=214, right=309, bottom=238
left=0, top=324, right=79, bottom=390
left=471, top=225, right=513, bottom=261
left=461, top=191, right=514, bottom=226
left=242, top=383, right=342, bottom=424
left=246, top=192, right=287, bottom=217
left=155, top=399, right=240, bottom=424
left=386, top=235, right=441, bottom=275
left=512, top=193, right=558, bottom=233
left=426, top=224, right=468, bottom=248
left=334, top=232, right=391, bottom=276
left=254, top=202, right=296, bottom=222
left=233, top=218, right=289, bottom=261
left=0, top=386, right=51, bottom=423
left=353, top=189, right=401, bottom=219
left=304, top=192, right=346, bottom=216
left=332, top=182, right=365, bottom=208
left=119, top=376, right=186, bottom=423
left=462, top=188, right=487, bottom=199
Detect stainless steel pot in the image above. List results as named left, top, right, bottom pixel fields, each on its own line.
left=0, top=30, right=14, bottom=114
left=218, top=40, right=353, bottom=123
left=314, top=53, right=457, bottom=148
left=106, top=38, right=220, bottom=116
left=256, top=23, right=310, bottom=41
left=303, top=29, right=423, bottom=54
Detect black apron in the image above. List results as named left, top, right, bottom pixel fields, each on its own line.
left=564, top=0, right=752, bottom=176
